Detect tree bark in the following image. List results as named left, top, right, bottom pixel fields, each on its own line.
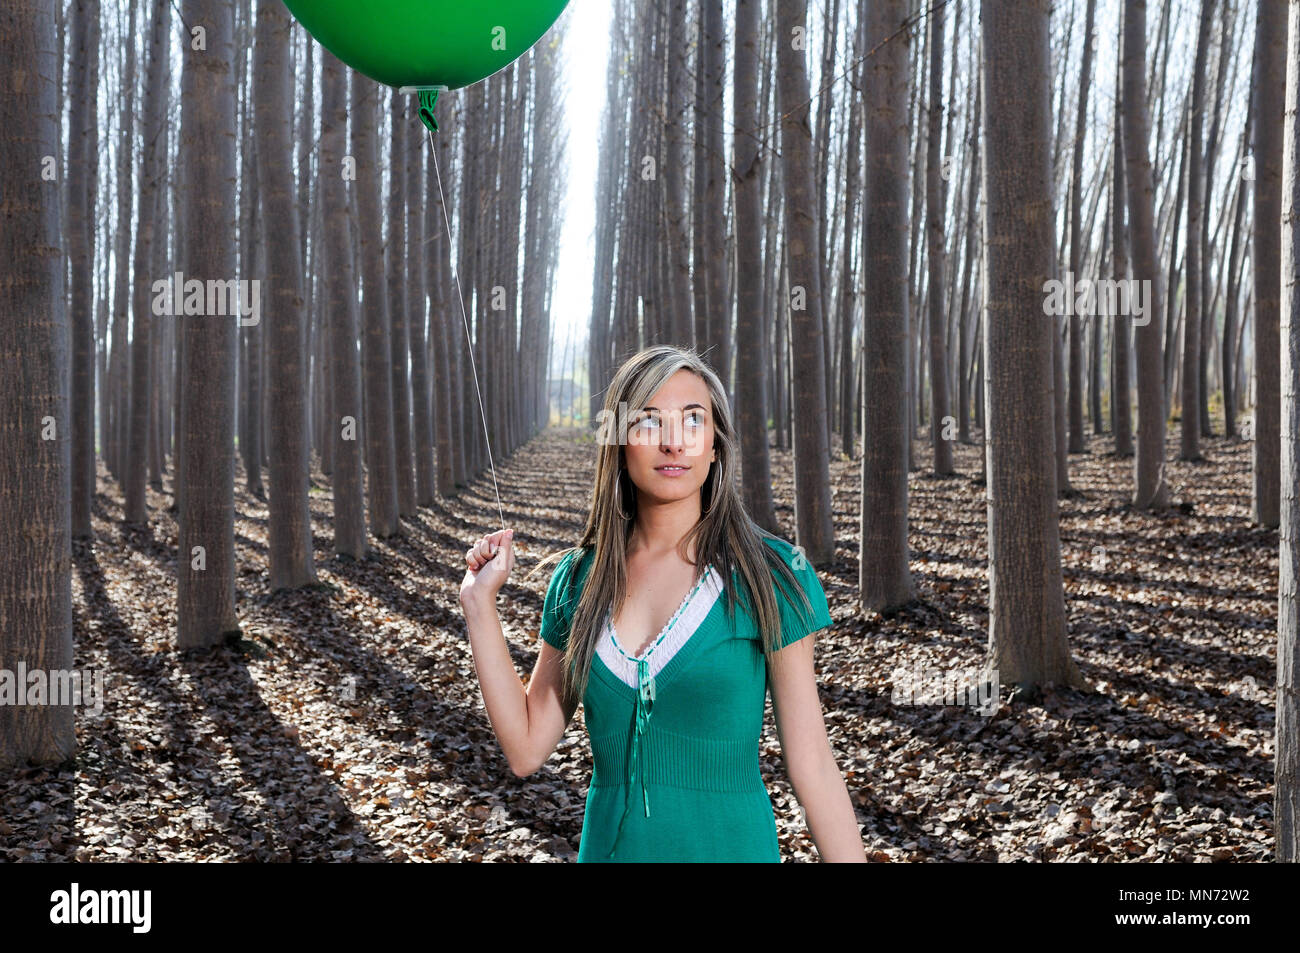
left=1069, top=0, right=1098, bottom=455
left=925, top=0, right=954, bottom=475
left=0, top=0, right=75, bottom=767
left=981, top=0, right=1088, bottom=694
left=351, top=77, right=400, bottom=539
left=177, top=0, right=240, bottom=648
left=1112, top=47, right=1135, bottom=459
left=1254, top=0, right=1287, bottom=528
left=68, top=0, right=99, bottom=540
left=125, top=0, right=168, bottom=524
left=1275, top=0, right=1300, bottom=863
left=733, top=0, right=779, bottom=534
left=254, top=0, right=316, bottom=589
left=1180, top=0, right=1216, bottom=461
left=387, top=92, right=416, bottom=518
left=1122, top=0, right=1170, bottom=509
left=859, top=0, right=915, bottom=611
left=321, top=53, right=368, bottom=558
left=776, top=0, right=834, bottom=567
left=701, top=2, right=731, bottom=392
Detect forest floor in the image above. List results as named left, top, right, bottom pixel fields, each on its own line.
left=0, top=423, right=1277, bottom=862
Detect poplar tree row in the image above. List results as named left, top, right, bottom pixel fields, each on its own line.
left=1, top=0, right=566, bottom=765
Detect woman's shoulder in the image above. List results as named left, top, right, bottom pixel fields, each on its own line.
left=548, top=544, right=593, bottom=588
left=754, top=534, right=834, bottom=646
left=539, top=545, right=595, bottom=651
left=758, top=534, right=808, bottom=573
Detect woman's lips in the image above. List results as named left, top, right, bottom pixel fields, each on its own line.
left=654, top=465, right=690, bottom=477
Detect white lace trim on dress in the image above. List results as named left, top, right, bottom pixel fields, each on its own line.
left=598, top=564, right=725, bottom=690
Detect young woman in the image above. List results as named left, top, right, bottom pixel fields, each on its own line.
left=459, top=345, right=866, bottom=862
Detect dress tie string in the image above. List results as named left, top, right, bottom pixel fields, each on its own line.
left=605, top=566, right=711, bottom=859
left=608, top=658, right=654, bottom=859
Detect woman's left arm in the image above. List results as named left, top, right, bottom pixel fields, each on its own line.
left=769, top=636, right=868, bottom=862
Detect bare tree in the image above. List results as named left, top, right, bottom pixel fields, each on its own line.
left=1068, top=0, right=1098, bottom=455
left=1254, top=0, right=1287, bottom=528
left=733, top=0, right=778, bottom=534
left=68, top=0, right=99, bottom=539
left=859, top=0, right=916, bottom=611
left=387, top=92, right=416, bottom=518
left=125, top=0, right=169, bottom=524
left=1180, top=0, right=1216, bottom=462
left=1111, top=46, right=1134, bottom=459
left=108, top=1, right=137, bottom=485
left=776, top=0, right=835, bottom=567
left=1274, top=0, right=1300, bottom=862
left=253, top=0, right=316, bottom=589
left=663, top=0, right=695, bottom=349
left=177, top=0, right=240, bottom=648
left=321, top=53, right=368, bottom=558
left=0, top=0, right=74, bottom=767
left=981, top=0, right=1087, bottom=694
left=1121, top=0, right=1170, bottom=510
left=351, top=77, right=400, bottom=539
left=700, top=1, right=731, bottom=388
left=924, top=0, right=953, bottom=475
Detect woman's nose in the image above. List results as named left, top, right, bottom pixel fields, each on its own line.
left=658, top=412, right=683, bottom=448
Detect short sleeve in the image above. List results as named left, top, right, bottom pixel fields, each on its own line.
left=539, top=549, right=582, bottom=652
left=768, top=539, right=834, bottom=650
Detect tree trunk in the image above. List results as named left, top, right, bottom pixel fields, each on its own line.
left=1180, top=0, right=1215, bottom=461
left=1254, top=0, right=1286, bottom=528
left=177, top=0, right=240, bottom=648
left=387, top=92, right=416, bottom=518
left=427, top=98, right=457, bottom=500
left=981, top=0, right=1088, bottom=694
left=68, top=0, right=99, bottom=540
left=351, top=77, right=400, bottom=539
left=321, top=53, right=368, bottom=558
left=839, top=21, right=864, bottom=458
left=125, top=0, right=168, bottom=524
left=0, top=0, right=75, bottom=767
left=1112, top=46, right=1135, bottom=459
left=859, top=0, right=916, bottom=611
left=702, top=2, right=731, bottom=392
left=254, top=0, right=316, bottom=589
left=108, top=1, right=137, bottom=486
left=1068, top=0, right=1098, bottom=455
left=776, top=0, right=834, bottom=567
left=733, top=0, right=778, bottom=534
left=1122, top=0, right=1170, bottom=510
left=1221, top=128, right=1249, bottom=439
left=925, top=0, right=954, bottom=475
left=1275, top=0, right=1300, bottom=862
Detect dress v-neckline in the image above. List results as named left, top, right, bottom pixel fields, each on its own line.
left=610, top=563, right=715, bottom=660
left=595, top=564, right=724, bottom=694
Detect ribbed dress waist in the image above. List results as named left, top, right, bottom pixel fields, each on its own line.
left=589, top=726, right=766, bottom=794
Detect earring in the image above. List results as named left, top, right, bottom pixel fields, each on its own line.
left=615, top=467, right=634, bottom=520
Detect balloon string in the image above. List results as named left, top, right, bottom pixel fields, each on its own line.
left=427, top=125, right=507, bottom=534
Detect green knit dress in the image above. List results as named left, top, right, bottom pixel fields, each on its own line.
left=538, top=536, right=834, bottom=862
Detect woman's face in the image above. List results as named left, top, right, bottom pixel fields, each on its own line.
left=623, top=369, right=717, bottom=511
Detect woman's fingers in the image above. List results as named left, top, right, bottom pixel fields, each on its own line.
left=465, top=530, right=512, bottom=573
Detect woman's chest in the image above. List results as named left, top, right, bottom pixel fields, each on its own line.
left=582, top=585, right=770, bottom=739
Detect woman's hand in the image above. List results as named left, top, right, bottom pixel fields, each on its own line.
left=460, top=528, right=515, bottom=610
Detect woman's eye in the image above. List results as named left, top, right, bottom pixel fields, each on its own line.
left=635, top=415, right=659, bottom=429
left=685, top=412, right=704, bottom=427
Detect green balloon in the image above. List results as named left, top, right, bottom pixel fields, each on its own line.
left=282, top=0, right=570, bottom=91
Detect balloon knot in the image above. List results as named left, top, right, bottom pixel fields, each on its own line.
left=417, top=88, right=439, bottom=134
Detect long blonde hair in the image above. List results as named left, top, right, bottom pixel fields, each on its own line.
left=525, top=345, right=816, bottom=710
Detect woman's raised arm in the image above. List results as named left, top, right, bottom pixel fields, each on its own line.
left=460, top=529, right=577, bottom=776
